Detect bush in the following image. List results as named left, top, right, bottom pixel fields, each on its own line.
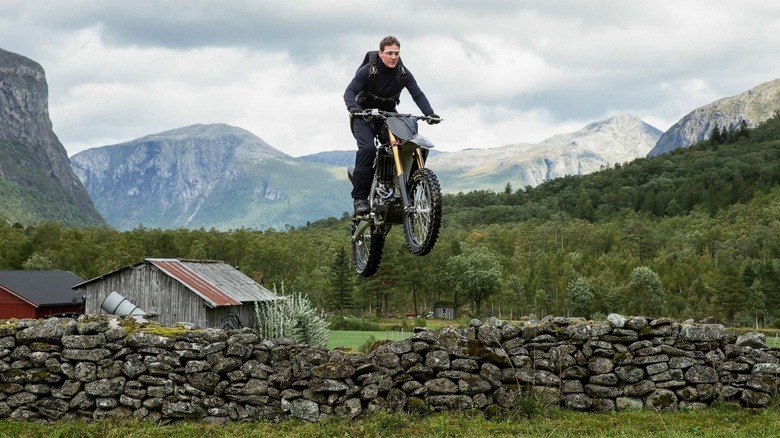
left=254, top=292, right=330, bottom=347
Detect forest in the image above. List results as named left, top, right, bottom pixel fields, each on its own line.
left=3, top=114, right=780, bottom=328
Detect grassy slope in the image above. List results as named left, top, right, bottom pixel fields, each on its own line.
left=0, top=139, right=104, bottom=227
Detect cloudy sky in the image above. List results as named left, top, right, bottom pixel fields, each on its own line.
left=3, top=0, right=780, bottom=157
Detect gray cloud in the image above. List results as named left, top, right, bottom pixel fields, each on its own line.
left=2, top=0, right=779, bottom=156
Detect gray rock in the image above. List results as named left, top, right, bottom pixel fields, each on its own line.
left=563, top=393, right=592, bottom=410
left=585, top=384, right=622, bottom=399
left=616, top=397, right=644, bottom=411
left=607, top=313, right=627, bottom=328
left=753, top=363, right=780, bottom=375
left=684, top=365, right=718, bottom=383
left=426, top=378, right=458, bottom=395
left=458, top=376, right=492, bottom=395
left=588, top=356, right=614, bottom=374
left=16, top=319, right=64, bottom=345
left=425, top=350, right=451, bottom=371
left=85, top=377, right=125, bottom=397
left=426, top=395, right=473, bottom=411
left=624, top=380, right=656, bottom=397
left=615, top=366, right=645, bottom=383
left=62, top=334, right=106, bottom=349
left=644, top=389, right=678, bottom=411
left=741, top=388, right=771, bottom=407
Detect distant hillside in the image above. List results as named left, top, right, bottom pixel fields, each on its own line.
left=298, top=149, right=443, bottom=167
left=0, top=48, right=105, bottom=227
left=71, top=124, right=352, bottom=230
left=443, top=113, right=780, bottom=227
left=428, top=114, right=662, bottom=193
left=298, top=150, right=355, bottom=167
left=649, top=78, right=780, bottom=156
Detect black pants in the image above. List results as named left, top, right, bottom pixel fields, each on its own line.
left=350, top=117, right=383, bottom=200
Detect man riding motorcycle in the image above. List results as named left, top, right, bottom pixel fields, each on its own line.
left=343, top=35, right=440, bottom=216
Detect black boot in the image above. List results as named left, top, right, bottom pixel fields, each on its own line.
left=353, top=199, right=370, bottom=215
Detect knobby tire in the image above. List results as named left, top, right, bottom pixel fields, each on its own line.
left=403, top=168, right=443, bottom=256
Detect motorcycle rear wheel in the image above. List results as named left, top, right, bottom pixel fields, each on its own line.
left=352, top=221, right=387, bottom=277
left=403, top=168, right=443, bottom=256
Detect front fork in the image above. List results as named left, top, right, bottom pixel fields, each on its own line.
left=389, top=131, right=425, bottom=214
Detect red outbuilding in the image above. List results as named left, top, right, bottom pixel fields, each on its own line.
left=0, top=271, right=85, bottom=319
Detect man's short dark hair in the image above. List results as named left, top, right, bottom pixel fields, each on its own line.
left=379, top=36, right=400, bottom=52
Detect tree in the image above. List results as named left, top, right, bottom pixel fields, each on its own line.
left=628, top=266, right=665, bottom=316
left=328, top=247, right=353, bottom=314
left=445, top=247, right=503, bottom=316
left=566, top=276, right=594, bottom=317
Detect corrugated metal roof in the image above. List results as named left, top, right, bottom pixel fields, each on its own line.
left=0, top=271, right=85, bottom=306
left=148, top=259, right=278, bottom=308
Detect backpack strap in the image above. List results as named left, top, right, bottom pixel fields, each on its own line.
left=365, top=51, right=379, bottom=93
left=356, top=51, right=408, bottom=108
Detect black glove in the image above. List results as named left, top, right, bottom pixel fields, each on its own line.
left=427, top=113, right=441, bottom=125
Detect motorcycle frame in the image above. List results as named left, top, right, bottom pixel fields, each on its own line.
left=352, top=117, right=432, bottom=241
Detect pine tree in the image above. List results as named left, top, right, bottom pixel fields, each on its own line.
left=328, top=246, right=353, bottom=314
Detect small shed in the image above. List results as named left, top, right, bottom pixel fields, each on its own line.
left=0, top=270, right=85, bottom=319
left=73, top=258, right=280, bottom=329
left=433, top=302, right=457, bottom=320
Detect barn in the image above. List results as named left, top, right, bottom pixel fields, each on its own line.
left=73, top=258, right=280, bottom=329
left=0, top=271, right=85, bottom=319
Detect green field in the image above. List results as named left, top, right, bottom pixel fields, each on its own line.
left=2, top=404, right=780, bottom=437
left=327, top=330, right=413, bottom=350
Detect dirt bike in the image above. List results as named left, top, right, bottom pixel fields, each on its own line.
left=347, top=109, right=443, bottom=277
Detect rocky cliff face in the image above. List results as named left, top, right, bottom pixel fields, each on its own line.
left=71, top=124, right=351, bottom=230
left=428, top=114, right=662, bottom=193
left=649, top=78, right=780, bottom=157
left=0, top=48, right=104, bottom=227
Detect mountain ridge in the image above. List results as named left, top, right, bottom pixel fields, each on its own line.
left=0, top=48, right=105, bottom=227
left=649, top=78, right=780, bottom=156
left=71, top=123, right=351, bottom=230
left=428, top=113, right=662, bottom=193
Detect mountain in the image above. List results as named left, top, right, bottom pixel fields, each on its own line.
left=649, top=78, right=780, bottom=157
left=298, top=150, right=356, bottom=167
left=70, top=124, right=352, bottom=231
left=427, top=114, right=662, bottom=193
left=0, top=48, right=105, bottom=227
left=298, top=149, right=443, bottom=167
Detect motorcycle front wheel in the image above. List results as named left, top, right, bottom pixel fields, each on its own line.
left=403, top=168, right=443, bottom=256
left=352, top=221, right=387, bottom=277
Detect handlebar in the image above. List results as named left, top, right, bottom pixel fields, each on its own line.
left=351, top=109, right=443, bottom=124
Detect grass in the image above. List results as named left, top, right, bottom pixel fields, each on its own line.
left=2, top=403, right=780, bottom=437
left=327, top=330, right=412, bottom=349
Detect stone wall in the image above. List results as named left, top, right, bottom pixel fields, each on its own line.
left=1, top=314, right=778, bottom=423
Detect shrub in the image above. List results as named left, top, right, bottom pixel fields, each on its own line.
left=254, top=291, right=330, bottom=348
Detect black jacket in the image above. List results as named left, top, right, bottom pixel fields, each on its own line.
left=343, top=59, right=434, bottom=115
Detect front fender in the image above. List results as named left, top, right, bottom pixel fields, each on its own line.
left=401, top=134, right=435, bottom=150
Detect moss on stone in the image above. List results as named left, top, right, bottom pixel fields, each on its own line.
left=406, top=397, right=428, bottom=415
left=142, top=324, right=197, bottom=338
left=2, top=369, right=25, bottom=378
left=465, top=339, right=510, bottom=366
left=30, top=370, right=50, bottom=380
left=614, top=352, right=631, bottom=362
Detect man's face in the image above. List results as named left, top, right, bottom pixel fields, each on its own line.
left=379, top=44, right=400, bottom=68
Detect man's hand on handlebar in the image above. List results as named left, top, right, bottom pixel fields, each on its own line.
left=350, top=109, right=443, bottom=124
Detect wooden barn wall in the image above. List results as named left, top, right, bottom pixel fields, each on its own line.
left=207, top=303, right=258, bottom=330
left=0, top=288, right=35, bottom=319
left=82, top=264, right=209, bottom=327
left=36, top=304, right=83, bottom=319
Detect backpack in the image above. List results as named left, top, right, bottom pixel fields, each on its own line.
left=355, top=51, right=408, bottom=108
